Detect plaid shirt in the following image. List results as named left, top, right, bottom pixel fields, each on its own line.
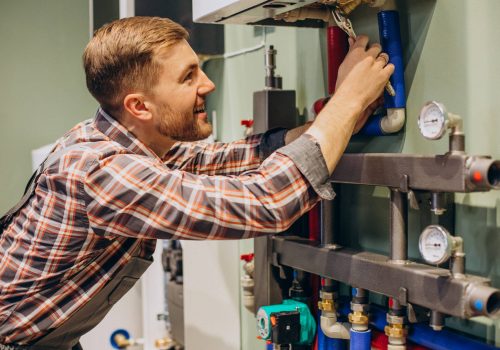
left=0, top=109, right=333, bottom=343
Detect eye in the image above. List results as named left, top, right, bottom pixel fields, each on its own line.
left=183, top=70, right=194, bottom=82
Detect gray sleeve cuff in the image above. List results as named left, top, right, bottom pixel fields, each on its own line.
left=277, top=134, right=335, bottom=200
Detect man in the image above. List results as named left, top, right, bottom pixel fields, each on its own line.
left=0, top=16, right=392, bottom=349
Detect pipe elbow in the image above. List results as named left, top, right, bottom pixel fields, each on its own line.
left=320, top=314, right=351, bottom=339
left=380, top=108, right=405, bottom=134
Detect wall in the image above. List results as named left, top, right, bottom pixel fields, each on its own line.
left=0, top=2, right=146, bottom=348
left=0, top=0, right=97, bottom=214
left=202, top=0, right=500, bottom=348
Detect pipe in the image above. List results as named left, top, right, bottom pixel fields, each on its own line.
left=429, top=311, right=445, bottom=331
left=320, top=313, right=351, bottom=339
left=364, top=305, right=500, bottom=350
left=317, top=321, right=347, bottom=350
left=327, top=26, right=349, bottom=94
left=468, top=158, right=500, bottom=190
left=358, top=7, right=406, bottom=136
left=466, top=284, right=500, bottom=318
left=350, top=329, right=372, bottom=350
left=389, top=189, right=408, bottom=263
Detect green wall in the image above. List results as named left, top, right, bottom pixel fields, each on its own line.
left=0, top=0, right=97, bottom=214
left=202, top=0, right=500, bottom=348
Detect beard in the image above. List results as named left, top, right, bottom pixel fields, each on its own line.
left=156, top=101, right=213, bottom=142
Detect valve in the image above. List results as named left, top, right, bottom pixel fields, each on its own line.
left=241, top=120, right=254, bottom=137
left=240, top=253, right=255, bottom=312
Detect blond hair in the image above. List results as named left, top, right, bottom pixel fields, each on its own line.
left=83, top=16, right=188, bottom=116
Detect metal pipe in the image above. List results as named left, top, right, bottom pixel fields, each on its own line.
left=429, top=310, right=445, bottom=331
left=273, top=237, right=499, bottom=319
left=466, top=284, right=500, bottom=317
left=389, top=189, right=408, bottom=263
left=265, top=46, right=277, bottom=89
left=430, top=192, right=447, bottom=215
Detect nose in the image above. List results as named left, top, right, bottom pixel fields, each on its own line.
left=198, top=69, right=215, bottom=96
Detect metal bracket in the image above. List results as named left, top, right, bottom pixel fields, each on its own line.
left=272, top=252, right=287, bottom=279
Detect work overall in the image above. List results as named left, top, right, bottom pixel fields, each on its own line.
left=0, top=147, right=153, bottom=349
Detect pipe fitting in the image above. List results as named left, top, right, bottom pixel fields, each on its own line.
left=429, top=310, right=445, bottom=331
left=349, top=310, right=369, bottom=327
left=320, top=314, right=351, bottom=339
left=384, top=323, right=408, bottom=339
left=380, top=108, right=406, bottom=134
left=318, top=298, right=335, bottom=312
left=466, top=284, right=500, bottom=318
left=466, top=157, right=500, bottom=190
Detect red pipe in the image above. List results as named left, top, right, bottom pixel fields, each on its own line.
left=327, top=26, right=349, bottom=94
left=311, top=25, right=349, bottom=350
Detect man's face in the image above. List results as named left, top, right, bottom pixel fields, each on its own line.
left=150, top=40, right=215, bottom=142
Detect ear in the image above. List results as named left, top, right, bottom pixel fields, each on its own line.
left=123, top=93, right=152, bottom=121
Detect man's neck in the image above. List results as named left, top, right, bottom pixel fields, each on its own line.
left=118, top=115, right=176, bottom=159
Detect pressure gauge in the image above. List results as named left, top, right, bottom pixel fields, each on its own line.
left=418, top=101, right=448, bottom=140
left=418, top=225, right=454, bottom=265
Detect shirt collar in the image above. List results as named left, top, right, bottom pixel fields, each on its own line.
left=93, top=108, right=162, bottom=162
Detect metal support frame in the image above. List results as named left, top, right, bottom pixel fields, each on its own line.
left=389, top=189, right=408, bottom=263
left=330, top=153, right=499, bottom=192
left=272, top=237, right=499, bottom=319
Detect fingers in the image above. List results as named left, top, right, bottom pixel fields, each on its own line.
left=374, top=52, right=389, bottom=68
left=367, top=43, right=382, bottom=58
left=383, top=63, right=395, bottom=78
left=351, top=35, right=369, bottom=50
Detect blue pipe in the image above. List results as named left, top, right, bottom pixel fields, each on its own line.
left=358, top=9, right=406, bottom=136
left=378, top=10, right=406, bottom=109
left=358, top=114, right=385, bottom=136
left=317, top=314, right=347, bottom=350
left=347, top=304, right=499, bottom=350
left=350, top=329, right=371, bottom=350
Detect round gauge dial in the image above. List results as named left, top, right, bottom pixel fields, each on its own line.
left=418, top=101, right=447, bottom=140
left=419, top=225, right=453, bottom=265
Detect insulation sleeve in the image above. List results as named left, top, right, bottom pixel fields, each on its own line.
left=378, top=10, right=406, bottom=109
left=358, top=305, right=499, bottom=350
left=358, top=114, right=385, bottom=136
left=327, top=26, right=348, bottom=95
left=350, top=329, right=371, bottom=350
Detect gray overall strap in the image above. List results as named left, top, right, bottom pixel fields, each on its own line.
left=0, top=144, right=83, bottom=231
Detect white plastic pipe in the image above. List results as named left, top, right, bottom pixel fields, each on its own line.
left=320, top=312, right=351, bottom=339
left=381, top=108, right=406, bottom=134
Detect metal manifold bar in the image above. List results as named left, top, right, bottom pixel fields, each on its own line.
left=272, top=236, right=500, bottom=319
left=330, top=153, right=499, bottom=192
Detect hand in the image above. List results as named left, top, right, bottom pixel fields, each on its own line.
left=333, top=35, right=393, bottom=115
left=305, top=35, right=393, bottom=174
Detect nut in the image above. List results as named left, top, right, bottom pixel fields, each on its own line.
left=384, top=324, right=408, bottom=338
left=318, top=299, right=334, bottom=312
left=348, top=311, right=369, bottom=325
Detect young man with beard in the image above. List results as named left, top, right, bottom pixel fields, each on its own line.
left=0, top=16, right=392, bottom=349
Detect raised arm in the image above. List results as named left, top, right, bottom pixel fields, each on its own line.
left=163, top=128, right=287, bottom=176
